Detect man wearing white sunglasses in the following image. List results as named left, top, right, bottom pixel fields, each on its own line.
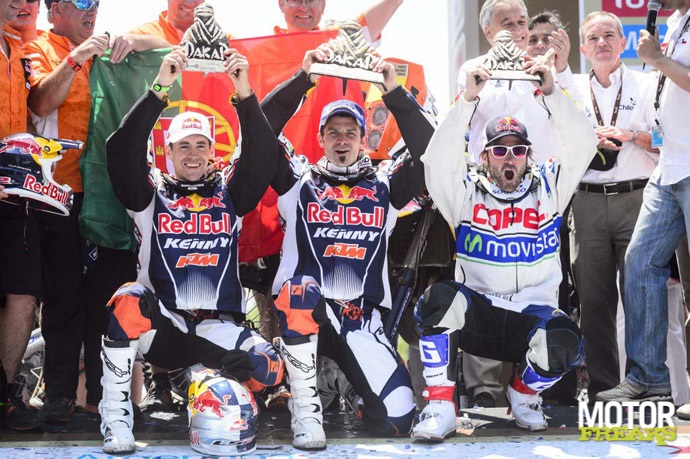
left=412, top=60, right=598, bottom=439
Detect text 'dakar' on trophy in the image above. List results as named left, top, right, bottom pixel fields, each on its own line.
left=309, top=19, right=384, bottom=85
left=180, top=4, right=230, bottom=73
left=483, top=30, right=541, bottom=88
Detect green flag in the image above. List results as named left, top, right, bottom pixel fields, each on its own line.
left=79, top=49, right=178, bottom=251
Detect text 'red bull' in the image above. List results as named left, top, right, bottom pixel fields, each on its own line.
left=306, top=203, right=384, bottom=228
left=23, top=174, right=70, bottom=204
left=158, top=213, right=233, bottom=235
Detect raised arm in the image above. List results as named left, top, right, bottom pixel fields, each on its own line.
left=362, top=0, right=404, bottom=42
left=374, top=60, right=436, bottom=209
left=224, top=49, right=281, bottom=216
left=260, top=49, right=319, bottom=135
left=106, top=49, right=185, bottom=211
left=639, top=29, right=690, bottom=92
left=27, top=34, right=110, bottom=117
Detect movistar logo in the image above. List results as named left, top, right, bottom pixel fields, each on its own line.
left=464, top=233, right=483, bottom=253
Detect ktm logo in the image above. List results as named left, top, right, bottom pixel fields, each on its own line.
left=176, top=253, right=219, bottom=268
left=323, top=243, right=366, bottom=260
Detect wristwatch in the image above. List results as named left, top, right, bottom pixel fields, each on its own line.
left=629, top=129, right=640, bottom=143
left=152, top=80, right=172, bottom=93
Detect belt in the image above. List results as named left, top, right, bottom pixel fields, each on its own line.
left=578, top=179, right=648, bottom=195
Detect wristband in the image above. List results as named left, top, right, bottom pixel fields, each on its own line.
left=152, top=80, right=172, bottom=93
left=67, top=55, right=82, bottom=72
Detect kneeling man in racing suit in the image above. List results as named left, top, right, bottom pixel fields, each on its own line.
left=98, top=48, right=285, bottom=454
left=260, top=49, right=435, bottom=449
left=412, top=59, right=598, bottom=440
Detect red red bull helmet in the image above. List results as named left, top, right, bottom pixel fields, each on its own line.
left=0, top=133, right=80, bottom=216
left=187, top=367, right=258, bottom=456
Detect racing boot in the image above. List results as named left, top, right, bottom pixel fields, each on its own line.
left=275, top=335, right=326, bottom=450
left=506, top=361, right=558, bottom=432
left=99, top=339, right=138, bottom=454
left=412, top=332, right=458, bottom=442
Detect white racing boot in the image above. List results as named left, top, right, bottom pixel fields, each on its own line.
left=99, top=339, right=138, bottom=454
left=412, top=332, right=459, bottom=442
left=276, top=335, right=326, bottom=450
left=412, top=386, right=457, bottom=441
left=506, top=382, right=548, bottom=431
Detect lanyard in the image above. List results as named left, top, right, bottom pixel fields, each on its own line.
left=655, top=15, right=690, bottom=111
left=590, top=67, right=623, bottom=127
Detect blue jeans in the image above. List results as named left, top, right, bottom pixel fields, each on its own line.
left=625, top=176, right=690, bottom=391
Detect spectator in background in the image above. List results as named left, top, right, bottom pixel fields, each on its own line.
left=275, top=0, right=403, bottom=43
left=0, top=0, right=43, bottom=431
left=561, top=11, right=658, bottom=403
left=8, top=0, right=41, bottom=42
left=527, top=9, right=570, bottom=70
left=598, top=0, right=690, bottom=406
left=128, top=0, right=234, bottom=51
left=25, top=0, right=158, bottom=422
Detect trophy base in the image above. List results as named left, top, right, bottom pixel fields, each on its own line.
left=489, top=69, right=541, bottom=82
left=185, top=58, right=226, bottom=73
left=310, top=62, right=384, bottom=84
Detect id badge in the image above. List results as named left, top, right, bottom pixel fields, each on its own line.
left=652, top=125, right=664, bottom=148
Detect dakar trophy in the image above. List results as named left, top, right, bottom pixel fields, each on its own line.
left=484, top=30, right=541, bottom=84
left=180, top=4, right=230, bottom=73
left=309, top=19, right=384, bottom=85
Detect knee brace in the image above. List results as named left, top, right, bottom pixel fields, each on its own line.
left=106, top=282, right=158, bottom=341
left=525, top=312, right=583, bottom=377
left=245, top=337, right=284, bottom=392
left=414, top=280, right=469, bottom=332
left=273, top=275, right=327, bottom=341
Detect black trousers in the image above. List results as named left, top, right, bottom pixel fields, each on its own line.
left=38, top=194, right=85, bottom=400
left=81, top=246, right=137, bottom=405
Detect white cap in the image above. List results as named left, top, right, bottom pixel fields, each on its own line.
left=167, top=112, right=214, bottom=144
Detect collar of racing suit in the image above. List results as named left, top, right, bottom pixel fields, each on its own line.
left=471, top=163, right=542, bottom=202
left=313, top=153, right=377, bottom=184
left=161, top=170, right=222, bottom=197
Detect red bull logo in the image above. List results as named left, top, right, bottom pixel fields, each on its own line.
left=495, top=117, right=523, bottom=134
left=181, top=116, right=203, bottom=130
left=318, top=185, right=379, bottom=204
left=0, top=138, right=41, bottom=156
left=306, top=203, right=384, bottom=228
left=167, top=192, right=225, bottom=212
left=158, top=213, right=233, bottom=235
left=191, top=389, right=233, bottom=418
left=22, top=174, right=70, bottom=205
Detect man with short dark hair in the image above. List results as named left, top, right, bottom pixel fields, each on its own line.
left=99, top=46, right=284, bottom=455
left=412, top=59, right=597, bottom=440
left=261, top=47, right=434, bottom=450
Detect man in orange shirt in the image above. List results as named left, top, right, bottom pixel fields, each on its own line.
left=24, top=0, right=160, bottom=423
left=275, top=0, right=403, bottom=41
left=0, top=0, right=44, bottom=432
left=129, top=0, right=234, bottom=48
left=8, top=0, right=41, bottom=42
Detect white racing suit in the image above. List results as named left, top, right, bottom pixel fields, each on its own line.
left=416, top=87, right=598, bottom=401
